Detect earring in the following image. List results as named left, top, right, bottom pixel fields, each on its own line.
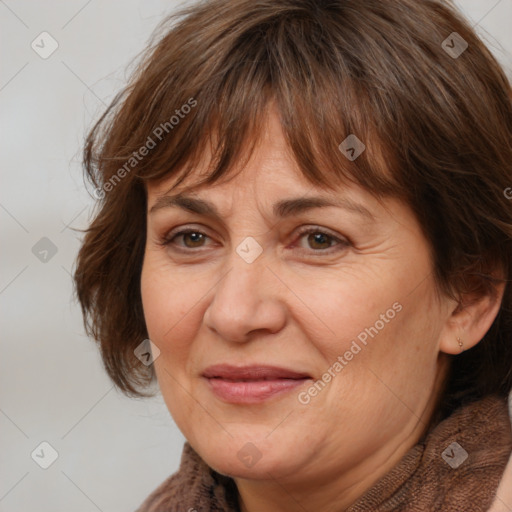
left=457, top=337, right=464, bottom=352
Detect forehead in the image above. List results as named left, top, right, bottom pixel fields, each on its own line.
left=146, top=154, right=382, bottom=225
left=144, top=101, right=396, bottom=222
left=146, top=106, right=326, bottom=199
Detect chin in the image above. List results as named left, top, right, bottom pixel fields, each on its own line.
left=193, top=435, right=294, bottom=480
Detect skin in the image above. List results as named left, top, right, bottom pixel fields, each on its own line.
left=140, top=105, right=504, bottom=512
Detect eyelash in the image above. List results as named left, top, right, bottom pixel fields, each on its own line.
left=158, top=225, right=350, bottom=255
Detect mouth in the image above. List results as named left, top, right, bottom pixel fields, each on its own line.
left=202, top=364, right=312, bottom=404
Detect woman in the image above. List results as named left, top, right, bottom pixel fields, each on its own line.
left=73, top=0, right=512, bottom=510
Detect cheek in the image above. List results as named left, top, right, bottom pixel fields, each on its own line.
left=289, top=257, right=439, bottom=385
left=140, top=256, right=211, bottom=367
left=140, top=259, right=203, bottom=424
left=285, top=267, right=403, bottom=360
left=141, top=260, right=185, bottom=345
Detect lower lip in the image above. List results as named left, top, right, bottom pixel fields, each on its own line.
left=205, top=377, right=310, bottom=404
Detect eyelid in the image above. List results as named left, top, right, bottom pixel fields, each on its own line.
left=294, top=225, right=346, bottom=241
left=164, top=223, right=213, bottom=239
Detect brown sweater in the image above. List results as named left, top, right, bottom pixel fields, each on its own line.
left=135, top=394, right=512, bottom=512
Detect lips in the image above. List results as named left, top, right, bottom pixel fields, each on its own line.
left=202, top=364, right=311, bottom=381
left=202, top=364, right=312, bottom=404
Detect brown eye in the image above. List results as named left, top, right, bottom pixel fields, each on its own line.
left=305, top=232, right=333, bottom=250
left=294, top=227, right=350, bottom=255
left=181, top=231, right=206, bottom=248
left=160, top=229, right=211, bottom=250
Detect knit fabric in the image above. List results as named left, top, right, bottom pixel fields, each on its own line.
left=135, top=394, right=512, bottom=512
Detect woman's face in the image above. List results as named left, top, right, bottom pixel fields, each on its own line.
left=140, top=108, right=454, bottom=485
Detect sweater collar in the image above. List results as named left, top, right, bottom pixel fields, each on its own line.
left=136, top=394, right=512, bottom=512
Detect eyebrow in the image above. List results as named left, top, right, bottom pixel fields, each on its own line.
left=149, top=193, right=375, bottom=220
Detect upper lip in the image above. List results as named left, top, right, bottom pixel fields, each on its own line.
left=202, top=364, right=311, bottom=380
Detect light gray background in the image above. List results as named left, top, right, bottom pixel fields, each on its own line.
left=1, top=1, right=511, bottom=511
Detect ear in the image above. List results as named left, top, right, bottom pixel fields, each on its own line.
left=439, top=278, right=505, bottom=355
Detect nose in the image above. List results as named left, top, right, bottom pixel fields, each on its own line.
left=203, top=250, right=287, bottom=343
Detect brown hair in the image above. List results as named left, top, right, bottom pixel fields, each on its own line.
left=73, top=0, right=512, bottom=418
